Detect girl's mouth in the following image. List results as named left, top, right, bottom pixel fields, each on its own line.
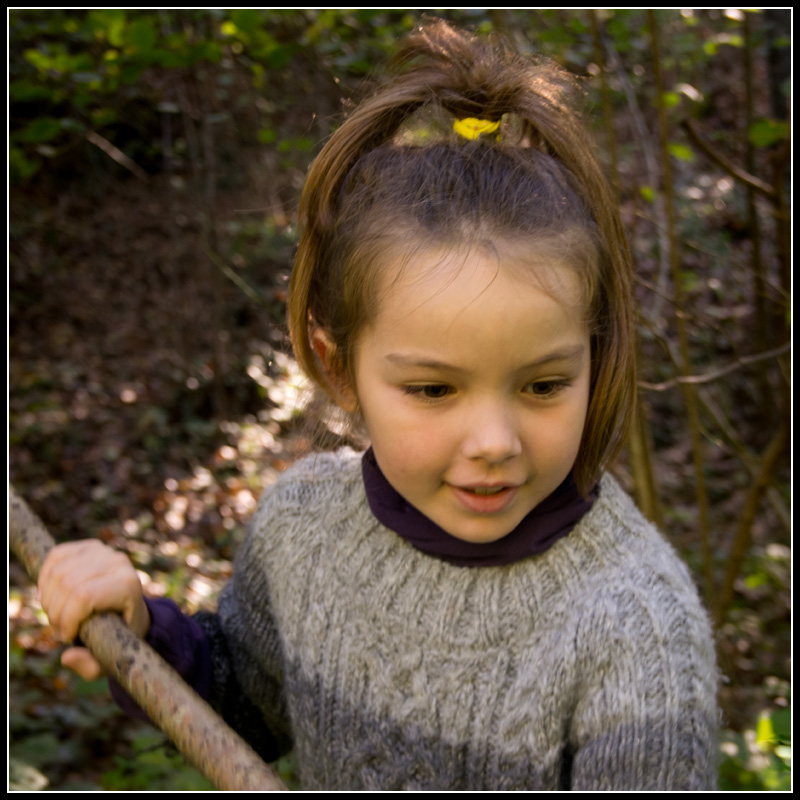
left=467, top=486, right=507, bottom=496
left=451, top=484, right=519, bottom=513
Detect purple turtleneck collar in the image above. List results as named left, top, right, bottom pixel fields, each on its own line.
left=361, top=448, right=597, bottom=568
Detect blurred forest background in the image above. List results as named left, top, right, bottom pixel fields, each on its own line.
left=9, top=9, right=790, bottom=791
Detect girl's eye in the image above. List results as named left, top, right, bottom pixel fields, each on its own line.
left=525, top=380, right=569, bottom=398
left=402, top=384, right=451, bottom=401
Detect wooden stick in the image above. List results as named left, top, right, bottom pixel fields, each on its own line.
left=9, top=485, right=288, bottom=792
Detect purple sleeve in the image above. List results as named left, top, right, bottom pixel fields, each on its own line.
left=108, top=596, right=212, bottom=721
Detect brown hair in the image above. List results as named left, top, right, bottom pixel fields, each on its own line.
left=289, top=20, right=636, bottom=492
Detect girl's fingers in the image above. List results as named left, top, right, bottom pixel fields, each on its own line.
left=52, top=570, right=143, bottom=642
left=50, top=582, right=101, bottom=642
left=39, top=541, right=110, bottom=613
left=38, top=540, right=148, bottom=641
left=38, top=542, right=100, bottom=640
left=61, top=647, right=104, bottom=681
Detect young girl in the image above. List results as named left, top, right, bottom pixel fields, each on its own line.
left=38, top=21, right=719, bottom=790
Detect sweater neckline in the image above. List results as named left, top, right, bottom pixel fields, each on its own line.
left=361, top=447, right=597, bottom=567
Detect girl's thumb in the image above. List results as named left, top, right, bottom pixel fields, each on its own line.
left=61, top=647, right=104, bottom=681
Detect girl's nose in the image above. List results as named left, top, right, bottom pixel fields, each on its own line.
left=461, top=405, right=523, bottom=463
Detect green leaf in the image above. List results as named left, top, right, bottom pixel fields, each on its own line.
left=640, top=185, right=655, bottom=204
left=150, top=48, right=185, bottom=69
left=258, top=127, right=277, bottom=144
left=745, top=571, right=768, bottom=589
left=9, top=81, right=51, bottom=102
left=89, top=108, right=116, bottom=127
left=9, top=145, right=41, bottom=182
left=704, top=32, right=744, bottom=55
left=230, top=9, right=261, bottom=33
left=662, top=91, right=680, bottom=108
left=87, top=10, right=127, bottom=47
left=119, top=63, right=144, bottom=84
left=681, top=270, right=700, bottom=293
left=74, top=677, right=110, bottom=696
left=11, top=732, right=79, bottom=769
left=266, top=44, right=296, bottom=69
left=187, top=41, right=222, bottom=64
left=669, top=143, right=694, bottom=161
left=22, top=47, right=49, bottom=73
left=277, top=136, right=314, bottom=153
left=770, top=708, right=791, bottom=742
left=749, top=119, right=789, bottom=148
left=18, top=117, right=62, bottom=143
left=126, top=18, right=157, bottom=53
left=756, top=713, right=777, bottom=750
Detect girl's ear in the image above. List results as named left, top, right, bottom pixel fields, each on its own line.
left=311, top=329, right=359, bottom=413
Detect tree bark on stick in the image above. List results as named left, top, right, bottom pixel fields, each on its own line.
left=9, top=485, right=288, bottom=792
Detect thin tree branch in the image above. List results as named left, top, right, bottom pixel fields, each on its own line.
left=648, top=10, right=712, bottom=601
left=9, top=485, right=287, bottom=792
left=634, top=274, right=744, bottom=347
left=713, top=422, right=789, bottom=628
left=203, top=246, right=273, bottom=309
left=607, top=31, right=671, bottom=323
left=589, top=10, right=620, bottom=199
left=635, top=310, right=789, bottom=533
left=632, top=218, right=790, bottom=306
left=696, top=388, right=790, bottom=534
left=681, top=119, right=774, bottom=199
left=85, top=131, right=149, bottom=181
left=638, top=342, right=790, bottom=392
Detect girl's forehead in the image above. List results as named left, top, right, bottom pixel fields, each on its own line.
left=357, top=241, right=591, bottom=376
left=372, top=237, right=589, bottom=321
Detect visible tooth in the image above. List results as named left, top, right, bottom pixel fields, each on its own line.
left=471, top=487, right=505, bottom=495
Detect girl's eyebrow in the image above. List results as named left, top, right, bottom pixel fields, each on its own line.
left=384, top=344, right=586, bottom=372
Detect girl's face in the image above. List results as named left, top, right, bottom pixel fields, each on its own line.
left=349, top=242, right=592, bottom=544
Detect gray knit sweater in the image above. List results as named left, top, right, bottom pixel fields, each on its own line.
left=199, top=448, right=718, bottom=790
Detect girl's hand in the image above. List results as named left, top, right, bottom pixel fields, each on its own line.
left=37, top=540, right=151, bottom=681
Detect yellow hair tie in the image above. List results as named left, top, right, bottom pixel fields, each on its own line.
left=453, top=117, right=501, bottom=140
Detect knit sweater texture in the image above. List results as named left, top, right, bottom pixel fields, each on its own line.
left=194, top=448, right=718, bottom=791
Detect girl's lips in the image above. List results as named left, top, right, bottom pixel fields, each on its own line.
left=450, top=484, right=519, bottom=514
